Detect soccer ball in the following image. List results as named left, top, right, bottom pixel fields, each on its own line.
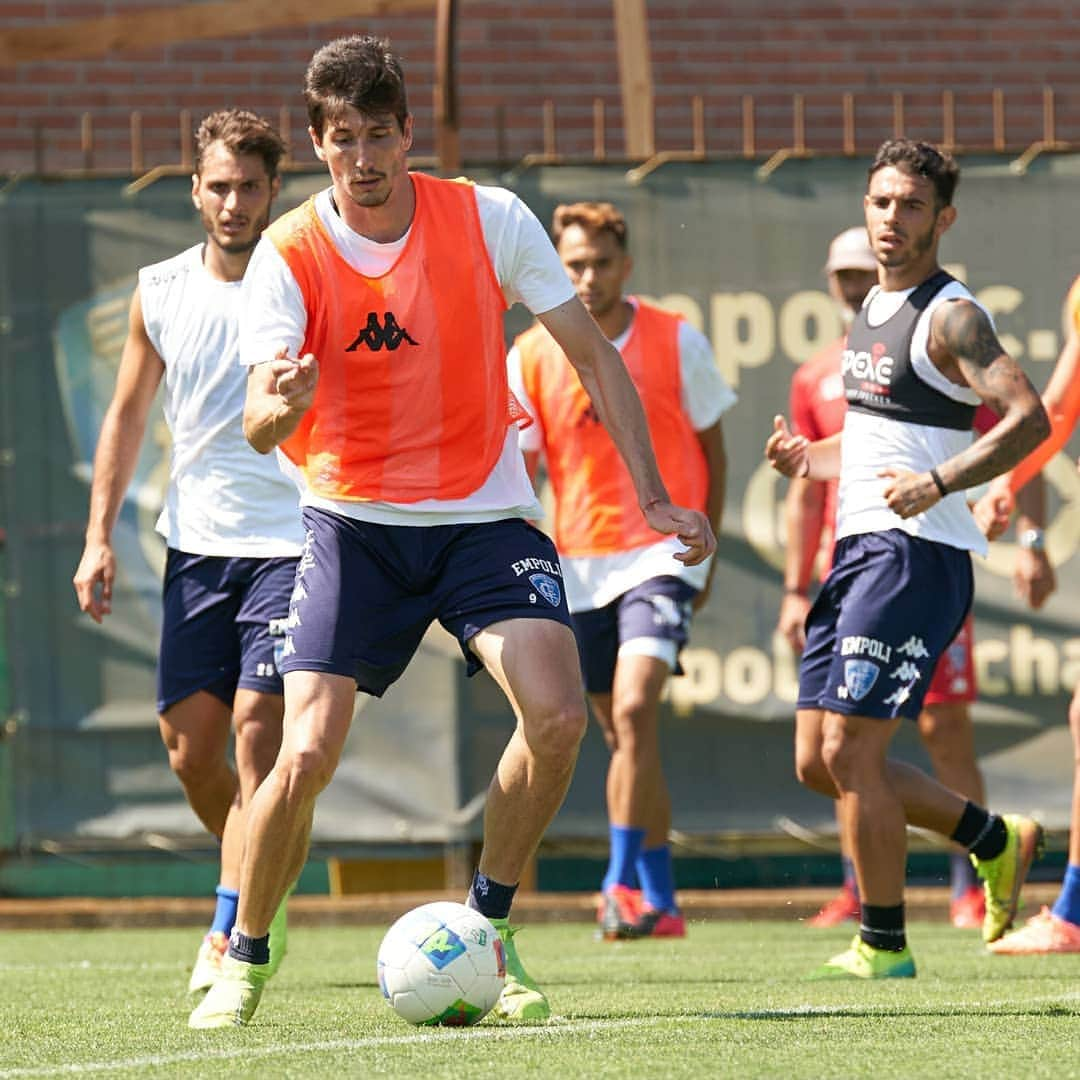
left=377, top=901, right=506, bottom=1026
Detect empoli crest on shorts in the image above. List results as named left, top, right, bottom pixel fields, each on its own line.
left=529, top=572, right=562, bottom=608
left=843, top=659, right=880, bottom=702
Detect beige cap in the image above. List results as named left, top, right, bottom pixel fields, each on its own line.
left=824, top=226, right=876, bottom=273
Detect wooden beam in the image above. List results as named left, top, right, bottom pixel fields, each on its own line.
left=0, top=0, right=436, bottom=65
left=612, top=0, right=655, bottom=158
left=433, top=0, right=460, bottom=174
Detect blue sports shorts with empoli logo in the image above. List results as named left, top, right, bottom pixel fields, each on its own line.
left=796, top=529, right=973, bottom=720
left=279, top=508, right=574, bottom=697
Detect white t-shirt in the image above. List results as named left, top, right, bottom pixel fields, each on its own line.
left=239, top=181, right=576, bottom=525
left=138, top=244, right=304, bottom=557
left=507, top=298, right=738, bottom=612
left=836, top=279, right=989, bottom=556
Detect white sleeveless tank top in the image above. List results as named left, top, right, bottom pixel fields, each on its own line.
left=836, top=278, right=989, bottom=556
left=138, top=244, right=303, bottom=556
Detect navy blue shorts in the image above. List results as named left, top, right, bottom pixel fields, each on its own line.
left=279, top=509, right=575, bottom=696
left=572, top=576, right=698, bottom=695
left=157, top=549, right=298, bottom=714
left=797, top=530, right=973, bottom=720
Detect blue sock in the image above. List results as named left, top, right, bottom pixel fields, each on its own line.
left=601, top=826, right=645, bottom=893
left=637, top=844, right=676, bottom=913
left=210, top=885, right=240, bottom=936
left=1051, top=863, right=1080, bottom=926
left=950, top=851, right=978, bottom=898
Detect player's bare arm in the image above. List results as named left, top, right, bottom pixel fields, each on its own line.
left=73, top=287, right=165, bottom=622
left=881, top=300, right=1049, bottom=518
left=1012, top=474, right=1056, bottom=610
left=934, top=300, right=1049, bottom=487
left=243, top=348, right=319, bottom=454
left=778, top=474, right=827, bottom=651
left=537, top=296, right=716, bottom=565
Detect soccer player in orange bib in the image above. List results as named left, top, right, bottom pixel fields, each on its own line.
left=509, top=202, right=735, bottom=939
left=977, top=274, right=1080, bottom=955
left=189, top=36, right=714, bottom=1028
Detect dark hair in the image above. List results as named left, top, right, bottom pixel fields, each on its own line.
left=868, top=139, right=960, bottom=209
left=304, top=35, right=409, bottom=136
left=551, top=201, right=628, bottom=250
left=195, top=109, right=285, bottom=178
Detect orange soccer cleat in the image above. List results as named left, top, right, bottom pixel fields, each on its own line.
left=806, top=883, right=860, bottom=929
left=986, top=907, right=1080, bottom=955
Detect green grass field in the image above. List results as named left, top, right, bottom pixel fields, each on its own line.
left=3, top=919, right=1079, bottom=1078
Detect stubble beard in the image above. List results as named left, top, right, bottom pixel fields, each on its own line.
left=204, top=202, right=271, bottom=257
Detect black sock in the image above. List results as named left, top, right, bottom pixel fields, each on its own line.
left=860, top=903, right=906, bottom=952
left=466, top=870, right=517, bottom=921
left=951, top=802, right=1007, bottom=860
left=228, top=928, right=270, bottom=966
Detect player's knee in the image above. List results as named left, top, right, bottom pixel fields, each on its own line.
left=820, top=732, right=859, bottom=788
left=277, top=742, right=339, bottom=800
left=795, top=750, right=834, bottom=796
left=232, top=708, right=283, bottom=787
left=165, top=737, right=226, bottom=787
left=528, top=698, right=587, bottom=758
left=611, top=692, right=656, bottom=737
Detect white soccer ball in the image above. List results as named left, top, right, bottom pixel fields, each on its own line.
left=377, top=901, right=506, bottom=1026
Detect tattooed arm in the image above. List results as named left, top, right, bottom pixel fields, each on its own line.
left=931, top=299, right=1049, bottom=491
left=881, top=299, right=1049, bottom=519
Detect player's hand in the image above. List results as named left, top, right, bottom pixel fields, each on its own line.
left=642, top=502, right=716, bottom=566
left=1014, top=547, right=1056, bottom=610
left=777, top=592, right=811, bottom=653
left=764, top=415, right=809, bottom=479
left=972, top=477, right=1014, bottom=540
left=271, top=347, right=319, bottom=413
left=72, top=541, right=115, bottom=623
left=879, top=466, right=940, bottom=518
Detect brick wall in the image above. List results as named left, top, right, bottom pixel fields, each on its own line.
left=3, top=1, right=1080, bottom=174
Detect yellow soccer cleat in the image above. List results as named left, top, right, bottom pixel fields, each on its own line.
left=809, top=935, right=916, bottom=980
left=489, top=919, right=550, bottom=1021
left=970, top=815, right=1045, bottom=943
left=188, top=954, right=269, bottom=1029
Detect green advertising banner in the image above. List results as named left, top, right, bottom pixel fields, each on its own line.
left=0, top=155, right=1076, bottom=851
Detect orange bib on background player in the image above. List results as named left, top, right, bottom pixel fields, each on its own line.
left=268, top=172, right=526, bottom=502
left=518, top=300, right=707, bottom=556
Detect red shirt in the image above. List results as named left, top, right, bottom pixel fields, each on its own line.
left=789, top=338, right=846, bottom=567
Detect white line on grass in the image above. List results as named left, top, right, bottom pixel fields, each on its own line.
left=3, top=996, right=1080, bottom=1078
left=0, top=963, right=179, bottom=974
left=0, top=1017, right=696, bottom=1077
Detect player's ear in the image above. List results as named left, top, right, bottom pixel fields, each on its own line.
left=309, top=127, right=327, bottom=162
left=935, top=204, right=957, bottom=238
left=191, top=172, right=201, bottom=210
left=401, top=114, right=414, bottom=152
